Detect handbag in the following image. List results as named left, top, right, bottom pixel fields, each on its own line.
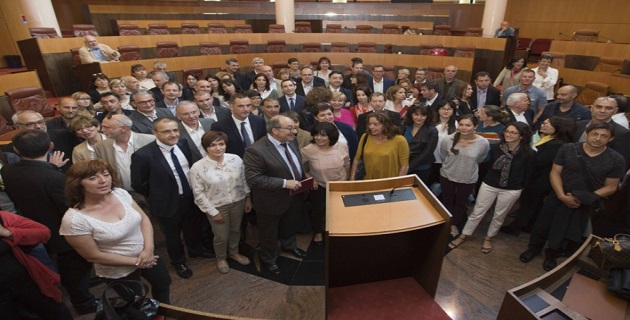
left=592, top=234, right=630, bottom=270
left=354, top=133, right=369, bottom=180
left=94, top=280, right=159, bottom=320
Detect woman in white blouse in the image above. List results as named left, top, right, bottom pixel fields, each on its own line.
left=190, top=131, right=252, bottom=274
left=532, top=53, right=558, bottom=101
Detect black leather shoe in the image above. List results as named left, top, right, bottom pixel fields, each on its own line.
left=543, top=257, right=557, bottom=271
left=189, top=247, right=216, bottom=259
left=174, top=263, right=193, bottom=279
left=283, top=248, right=307, bottom=259
left=519, top=248, right=541, bottom=263
left=266, top=263, right=280, bottom=275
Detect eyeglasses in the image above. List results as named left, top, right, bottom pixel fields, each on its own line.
left=135, top=99, right=155, bottom=106
left=16, top=120, right=45, bottom=128
left=504, top=130, right=520, bottom=135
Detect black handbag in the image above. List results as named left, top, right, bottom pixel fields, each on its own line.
left=354, top=133, right=369, bottom=180
left=592, top=234, right=630, bottom=270
left=94, top=280, right=159, bottom=320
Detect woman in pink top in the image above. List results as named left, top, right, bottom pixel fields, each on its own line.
left=331, top=91, right=355, bottom=128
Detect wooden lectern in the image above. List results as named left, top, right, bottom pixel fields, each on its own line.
left=325, top=174, right=451, bottom=319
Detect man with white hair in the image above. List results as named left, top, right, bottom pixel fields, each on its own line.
left=246, top=57, right=265, bottom=89
left=505, top=92, right=534, bottom=128
left=78, top=35, right=120, bottom=64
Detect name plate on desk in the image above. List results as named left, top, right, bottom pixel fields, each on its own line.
left=341, top=188, right=417, bottom=207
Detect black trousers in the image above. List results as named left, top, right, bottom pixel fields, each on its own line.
left=57, top=249, right=96, bottom=309
left=102, top=258, right=171, bottom=304
left=156, top=196, right=204, bottom=265
left=257, top=196, right=303, bottom=265
left=509, top=187, right=549, bottom=230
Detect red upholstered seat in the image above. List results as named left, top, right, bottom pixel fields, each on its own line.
left=433, top=25, right=452, bottom=36
left=73, top=24, right=98, bottom=37
left=30, top=27, right=59, bottom=39
left=229, top=40, right=249, bottom=54
left=200, top=42, right=222, bottom=55
left=233, top=25, right=252, bottom=33
left=118, top=45, right=142, bottom=61
left=326, top=24, right=342, bottom=33
left=267, top=40, right=287, bottom=53
left=181, top=23, right=201, bottom=34
left=207, top=23, right=227, bottom=34
left=268, top=24, right=285, bottom=33
left=5, top=87, right=55, bottom=118
left=295, top=21, right=312, bottom=33
left=156, top=42, right=179, bottom=58
left=118, top=24, right=142, bottom=36
left=148, top=24, right=170, bottom=35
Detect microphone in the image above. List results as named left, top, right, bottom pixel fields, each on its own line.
left=390, top=183, right=419, bottom=196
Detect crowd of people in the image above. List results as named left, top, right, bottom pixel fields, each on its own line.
left=0, top=36, right=629, bottom=316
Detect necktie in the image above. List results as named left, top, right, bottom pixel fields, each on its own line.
left=289, top=98, right=295, bottom=110
left=240, top=121, right=251, bottom=148
left=170, top=148, right=192, bottom=196
left=282, top=143, right=300, bottom=180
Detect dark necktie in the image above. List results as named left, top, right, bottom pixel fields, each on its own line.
left=289, top=97, right=295, bottom=110
left=170, top=148, right=192, bottom=196
left=240, top=121, right=251, bottom=148
left=282, top=143, right=300, bottom=180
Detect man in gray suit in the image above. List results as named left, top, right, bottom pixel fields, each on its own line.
left=129, top=90, right=174, bottom=134
left=176, top=101, right=214, bottom=159
left=243, top=115, right=307, bottom=275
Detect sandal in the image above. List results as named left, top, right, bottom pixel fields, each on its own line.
left=450, top=225, right=459, bottom=238
left=448, top=236, right=466, bottom=249
left=481, top=237, right=492, bottom=254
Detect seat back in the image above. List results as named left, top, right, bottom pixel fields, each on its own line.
left=73, top=24, right=98, bottom=37
left=516, top=37, right=532, bottom=50
left=528, top=38, right=552, bottom=61
left=200, top=42, right=222, bottom=55
left=433, top=25, right=452, bottom=36
left=454, top=46, right=475, bottom=58
left=383, top=66, right=396, bottom=80
left=268, top=24, right=285, bottom=33
left=207, top=23, right=227, bottom=34
left=118, top=24, right=142, bottom=36
left=427, top=66, right=445, bottom=81
left=326, top=24, right=342, bottom=33
left=181, top=23, right=201, bottom=34
left=233, top=24, right=252, bottom=33
left=381, top=24, right=400, bottom=34
left=330, top=42, right=350, bottom=53
left=572, top=30, right=599, bottom=42
left=295, top=21, right=312, bottom=33
left=5, top=87, right=55, bottom=117
left=356, top=25, right=373, bottom=34
left=595, top=57, right=624, bottom=73
left=148, top=24, right=170, bottom=35
left=576, top=81, right=610, bottom=105
left=156, top=41, right=179, bottom=58
left=357, top=42, right=377, bottom=53
left=118, top=45, right=142, bottom=61
left=464, top=27, right=483, bottom=37
left=302, top=43, right=322, bottom=52
left=229, top=40, right=249, bottom=54
left=419, top=44, right=442, bottom=56
left=266, top=40, right=287, bottom=53
left=70, top=48, right=82, bottom=66
left=29, top=27, right=59, bottom=39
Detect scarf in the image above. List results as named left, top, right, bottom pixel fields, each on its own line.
left=510, top=68, right=522, bottom=80
left=533, top=134, right=554, bottom=148
left=492, top=143, right=519, bottom=187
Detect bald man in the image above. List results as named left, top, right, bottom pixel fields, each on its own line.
left=538, top=85, right=591, bottom=126
left=78, top=35, right=120, bottom=64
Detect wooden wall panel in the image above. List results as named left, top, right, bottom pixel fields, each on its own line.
left=0, top=0, right=31, bottom=67
left=0, top=71, right=41, bottom=94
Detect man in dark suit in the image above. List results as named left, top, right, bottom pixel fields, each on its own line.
left=94, top=92, right=133, bottom=123
left=575, top=96, right=630, bottom=142
left=193, top=90, right=230, bottom=121
left=243, top=115, right=307, bottom=275
left=211, top=93, right=266, bottom=158
left=369, top=64, right=394, bottom=94
left=470, top=71, right=501, bottom=110
left=278, top=79, right=307, bottom=114
left=329, top=71, right=354, bottom=106
left=131, top=118, right=211, bottom=279
left=129, top=90, right=175, bottom=134
left=295, top=66, right=325, bottom=97
left=155, top=82, right=183, bottom=116
left=176, top=101, right=214, bottom=159
left=356, top=92, right=402, bottom=137
left=1, top=130, right=96, bottom=313
left=342, top=60, right=372, bottom=91
left=245, top=57, right=265, bottom=89
left=46, top=97, right=79, bottom=131
left=505, top=92, right=535, bottom=129
left=225, top=58, right=250, bottom=91
left=420, top=81, right=443, bottom=110
left=149, top=71, right=170, bottom=103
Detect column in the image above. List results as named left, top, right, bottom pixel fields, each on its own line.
left=275, top=0, right=295, bottom=33
left=20, top=0, right=61, bottom=36
left=481, top=0, right=508, bottom=37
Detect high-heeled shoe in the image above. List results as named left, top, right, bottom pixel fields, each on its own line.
left=481, top=237, right=492, bottom=254
left=448, top=236, right=466, bottom=249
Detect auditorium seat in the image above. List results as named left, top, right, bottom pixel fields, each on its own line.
left=72, top=24, right=98, bottom=37
left=527, top=38, right=552, bottom=61
left=207, top=23, right=227, bottom=34
left=357, top=42, right=377, bottom=53
left=156, top=42, right=179, bottom=58
left=381, top=24, right=400, bottom=34
left=427, top=66, right=446, bottom=81
left=229, top=40, right=250, bottom=54
left=454, top=46, right=475, bottom=58
left=464, top=27, right=483, bottom=37
left=576, top=81, right=609, bottom=106
left=330, top=42, right=350, bottom=53
left=148, top=24, right=170, bottom=35
left=325, top=24, right=342, bottom=33
left=200, top=42, right=222, bottom=55
left=272, top=63, right=286, bottom=77
left=118, top=45, right=142, bottom=61
left=181, top=23, right=201, bottom=34
left=515, top=37, right=531, bottom=57
left=302, top=43, right=322, bottom=52
left=419, top=44, right=442, bottom=56
left=118, top=24, right=142, bottom=36
left=295, top=21, right=312, bottom=33
left=267, top=40, right=287, bottom=53
left=541, top=51, right=566, bottom=68
left=183, top=68, right=204, bottom=81
left=5, top=87, right=55, bottom=118
left=433, top=25, right=452, bottom=36
left=233, top=25, right=252, bottom=33
left=595, top=57, right=624, bottom=73
left=268, top=24, right=286, bottom=33
left=572, top=30, right=599, bottom=42
left=29, top=27, right=59, bottom=39
left=383, top=66, right=396, bottom=80
left=70, top=48, right=81, bottom=66
left=356, top=25, right=373, bottom=34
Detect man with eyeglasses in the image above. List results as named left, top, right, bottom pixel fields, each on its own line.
left=211, top=93, right=266, bottom=158
left=370, top=64, right=394, bottom=94
left=243, top=115, right=308, bottom=275
left=435, top=65, right=467, bottom=100
left=506, top=92, right=535, bottom=129
left=129, top=90, right=174, bottom=134
left=78, top=35, right=120, bottom=64
left=132, top=118, right=212, bottom=279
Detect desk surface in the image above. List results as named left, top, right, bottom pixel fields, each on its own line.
left=550, top=40, right=630, bottom=59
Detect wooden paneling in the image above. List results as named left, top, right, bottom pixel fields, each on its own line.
left=0, top=71, right=41, bottom=94
left=116, top=19, right=247, bottom=29
left=558, top=68, right=630, bottom=95
left=321, top=21, right=435, bottom=31
left=0, top=0, right=31, bottom=67
left=550, top=41, right=630, bottom=60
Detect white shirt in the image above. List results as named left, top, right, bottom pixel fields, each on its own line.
left=201, top=109, right=218, bottom=122
left=113, top=133, right=136, bottom=190
left=268, top=134, right=302, bottom=182
left=301, top=81, right=313, bottom=96
left=372, top=79, right=384, bottom=93
left=183, top=121, right=207, bottom=156
left=232, top=115, right=254, bottom=144
left=510, top=108, right=530, bottom=125
left=426, top=94, right=439, bottom=107
left=156, top=140, right=190, bottom=195
left=532, top=66, right=559, bottom=100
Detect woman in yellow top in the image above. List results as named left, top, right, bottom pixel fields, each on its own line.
left=350, top=111, right=410, bottom=180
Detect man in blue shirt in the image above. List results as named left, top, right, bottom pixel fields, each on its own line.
left=502, top=69, right=548, bottom=124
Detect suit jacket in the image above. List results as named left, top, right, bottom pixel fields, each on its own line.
left=78, top=44, right=120, bottom=64
left=279, top=95, right=307, bottom=114
left=93, top=133, right=156, bottom=170
left=129, top=108, right=175, bottom=134
left=233, top=72, right=250, bottom=91
left=131, top=140, right=199, bottom=218
left=470, top=86, right=502, bottom=110
left=355, top=110, right=402, bottom=138
left=156, top=100, right=178, bottom=116
left=243, top=136, right=305, bottom=215
left=48, top=129, right=83, bottom=172
left=295, top=78, right=326, bottom=97
left=435, top=78, right=468, bottom=99
left=210, top=114, right=266, bottom=158
left=1, top=160, right=70, bottom=253
left=178, top=118, right=214, bottom=160
left=330, top=87, right=354, bottom=106
left=149, top=87, right=164, bottom=103
left=507, top=107, right=535, bottom=129
left=369, top=78, right=395, bottom=94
